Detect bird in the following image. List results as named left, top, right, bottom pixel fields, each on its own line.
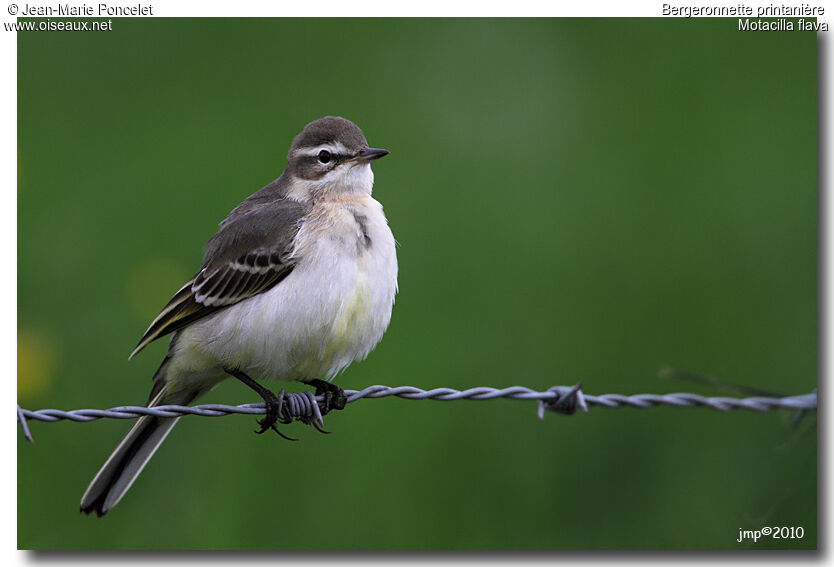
left=80, top=116, right=398, bottom=516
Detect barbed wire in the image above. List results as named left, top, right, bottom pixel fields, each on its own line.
left=16, top=384, right=818, bottom=443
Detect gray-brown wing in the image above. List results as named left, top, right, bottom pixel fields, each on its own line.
left=129, top=199, right=309, bottom=359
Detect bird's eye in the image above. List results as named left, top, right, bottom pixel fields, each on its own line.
left=318, top=150, right=332, bottom=164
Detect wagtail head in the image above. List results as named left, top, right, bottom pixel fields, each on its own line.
left=284, top=116, right=389, bottom=200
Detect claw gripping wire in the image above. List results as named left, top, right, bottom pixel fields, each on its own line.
left=280, top=390, right=324, bottom=426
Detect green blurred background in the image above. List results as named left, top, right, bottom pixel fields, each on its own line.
left=18, top=18, right=816, bottom=550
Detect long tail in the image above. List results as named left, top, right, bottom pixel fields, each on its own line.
left=80, top=384, right=196, bottom=516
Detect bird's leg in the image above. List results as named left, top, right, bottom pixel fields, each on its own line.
left=226, top=368, right=296, bottom=440
left=307, top=378, right=347, bottom=416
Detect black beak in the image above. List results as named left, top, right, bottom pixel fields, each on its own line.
left=351, top=147, right=389, bottom=163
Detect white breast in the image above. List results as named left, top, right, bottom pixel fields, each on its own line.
left=180, top=195, right=398, bottom=383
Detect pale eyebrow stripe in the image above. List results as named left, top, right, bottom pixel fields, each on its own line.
left=294, top=141, right=350, bottom=158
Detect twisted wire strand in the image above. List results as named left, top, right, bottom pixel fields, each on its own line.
left=17, top=385, right=817, bottom=443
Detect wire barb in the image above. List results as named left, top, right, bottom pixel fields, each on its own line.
left=537, top=383, right=587, bottom=418
left=17, top=385, right=817, bottom=442
left=17, top=405, right=33, bottom=444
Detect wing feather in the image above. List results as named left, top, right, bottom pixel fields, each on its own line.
left=129, top=199, right=309, bottom=359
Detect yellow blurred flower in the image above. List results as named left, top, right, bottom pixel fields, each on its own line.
left=17, top=329, right=57, bottom=401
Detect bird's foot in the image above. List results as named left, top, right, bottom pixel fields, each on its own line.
left=308, top=379, right=347, bottom=416
left=255, top=389, right=298, bottom=441
left=296, top=380, right=346, bottom=434
left=227, top=367, right=298, bottom=440
left=255, top=388, right=297, bottom=440
left=226, top=368, right=347, bottom=439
